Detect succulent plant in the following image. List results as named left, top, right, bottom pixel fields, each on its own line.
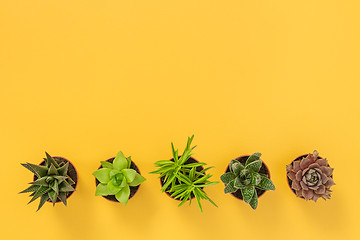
left=220, top=153, right=275, bottom=209
left=151, top=135, right=218, bottom=212
left=93, top=151, right=146, bottom=205
left=286, top=150, right=335, bottom=201
left=20, top=152, right=76, bottom=211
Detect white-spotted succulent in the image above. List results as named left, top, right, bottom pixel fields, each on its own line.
left=220, top=153, right=275, bottom=209
left=20, top=152, right=76, bottom=211
left=93, top=151, right=146, bottom=205
left=286, top=150, right=335, bottom=201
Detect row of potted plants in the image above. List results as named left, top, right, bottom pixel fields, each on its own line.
left=20, top=135, right=335, bottom=212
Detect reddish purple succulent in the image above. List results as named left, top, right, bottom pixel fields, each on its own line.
left=286, top=150, right=335, bottom=202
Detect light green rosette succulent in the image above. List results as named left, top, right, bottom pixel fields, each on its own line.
left=93, top=151, right=146, bottom=205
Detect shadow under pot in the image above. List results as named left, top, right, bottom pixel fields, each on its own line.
left=95, top=158, right=141, bottom=202
left=34, top=156, right=78, bottom=203
left=160, top=157, right=204, bottom=200
left=225, top=155, right=271, bottom=200
left=286, top=151, right=335, bottom=201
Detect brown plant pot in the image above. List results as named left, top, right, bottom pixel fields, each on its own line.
left=160, top=157, right=204, bottom=200
left=286, top=154, right=333, bottom=197
left=224, top=155, right=270, bottom=200
left=95, top=157, right=141, bottom=202
left=33, top=156, right=78, bottom=203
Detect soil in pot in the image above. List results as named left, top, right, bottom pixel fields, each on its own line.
left=225, top=155, right=270, bottom=200
left=286, top=154, right=333, bottom=197
left=95, top=157, right=141, bottom=202
left=160, top=157, right=204, bottom=200
left=34, top=156, right=78, bottom=203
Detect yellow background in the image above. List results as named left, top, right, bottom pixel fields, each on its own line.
left=1, top=1, right=359, bottom=239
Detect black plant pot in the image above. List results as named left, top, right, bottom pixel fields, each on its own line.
left=224, top=155, right=270, bottom=200
left=160, top=157, right=204, bottom=200
left=34, top=156, right=78, bottom=203
left=95, top=157, right=141, bottom=202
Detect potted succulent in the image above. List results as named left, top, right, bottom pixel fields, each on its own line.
left=93, top=151, right=146, bottom=205
left=150, top=135, right=218, bottom=212
left=19, top=152, right=77, bottom=211
left=286, top=150, right=335, bottom=201
left=220, top=152, right=275, bottom=209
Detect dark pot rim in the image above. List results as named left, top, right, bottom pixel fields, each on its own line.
left=34, top=156, right=78, bottom=203
left=224, top=155, right=271, bottom=200
left=159, top=156, right=204, bottom=201
left=95, top=157, right=141, bottom=203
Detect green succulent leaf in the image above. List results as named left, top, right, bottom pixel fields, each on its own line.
left=101, top=161, right=113, bottom=169
left=59, top=182, right=75, bottom=192
left=107, top=181, right=121, bottom=194
left=48, top=190, right=57, bottom=205
left=93, top=168, right=111, bottom=183
left=250, top=172, right=262, bottom=186
left=45, top=152, right=60, bottom=168
left=224, top=180, right=237, bottom=194
left=249, top=190, right=258, bottom=210
left=58, top=192, right=67, bottom=206
left=115, top=185, right=130, bottom=205
left=220, top=172, right=236, bottom=184
left=95, top=183, right=111, bottom=196
left=51, top=180, right=59, bottom=194
left=113, top=151, right=128, bottom=170
left=121, top=169, right=137, bottom=183
left=48, top=163, right=59, bottom=175
left=22, top=163, right=48, bottom=178
left=53, top=176, right=68, bottom=184
left=110, top=169, right=121, bottom=178
left=245, top=152, right=261, bottom=166
left=241, top=185, right=255, bottom=203
left=245, top=160, right=262, bottom=173
left=30, top=177, right=48, bottom=186
left=37, top=194, right=49, bottom=211
left=257, top=175, right=275, bottom=190
left=230, top=160, right=244, bottom=175
left=234, top=176, right=245, bottom=188
left=19, top=184, right=41, bottom=194
left=57, top=162, right=69, bottom=176
left=28, top=186, right=50, bottom=204
left=129, top=173, right=146, bottom=186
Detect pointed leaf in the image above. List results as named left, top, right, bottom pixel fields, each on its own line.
left=257, top=175, right=275, bottom=190
left=30, top=177, right=48, bottom=186
left=92, top=168, right=111, bottom=183
left=58, top=192, right=67, bottom=206
left=121, top=169, right=137, bottom=183
left=230, top=160, right=244, bottom=175
left=101, top=161, right=113, bottom=169
left=19, top=184, right=41, bottom=194
left=28, top=186, right=50, bottom=204
left=48, top=163, right=59, bottom=175
left=249, top=190, right=258, bottom=210
left=59, top=182, right=75, bottom=192
left=53, top=176, right=68, bottom=184
left=57, top=162, right=69, bottom=176
left=45, top=152, right=59, bottom=168
left=115, top=185, right=130, bottom=205
left=241, top=185, right=255, bottom=203
left=129, top=173, right=146, bottom=186
left=48, top=190, right=57, bottom=205
left=113, top=151, right=128, bottom=170
left=51, top=180, right=59, bottom=194
left=22, top=163, right=48, bottom=178
left=245, top=152, right=262, bottom=166
left=224, top=180, right=237, bottom=194
left=66, top=176, right=76, bottom=185
left=220, top=172, right=236, bottom=184
left=37, top=194, right=49, bottom=211
left=126, top=156, right=132, bottom=168
left=95, top=183, right=111, bottom=196
left=234, top=176, right=245, bottom=188
left=245, top=160, right=262, bottom=172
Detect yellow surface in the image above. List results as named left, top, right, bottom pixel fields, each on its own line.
left=1, top=1, right=359, bottom=239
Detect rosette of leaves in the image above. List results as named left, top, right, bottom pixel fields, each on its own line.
left=220, top=153, right=275, bottom=210
left=150, top=135, right=218, bottom=212
left=20, top=152, right=76, bottom=211
left=93, top=151, right=146, bottom=205
left=286, top=150, right=335, bottom=201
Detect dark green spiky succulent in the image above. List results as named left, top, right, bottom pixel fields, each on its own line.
left=220, top=153, right=275, bottom=210
left=20, top=152, right=76, bottom=211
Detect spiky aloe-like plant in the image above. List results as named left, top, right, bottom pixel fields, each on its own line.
left=20, top=152, right=76, bottom=211
left=93, top=151, right=146, bottom=205
left=151, top=135, right=218, bottom=212
left=220, top=153, right=275, bottom=209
